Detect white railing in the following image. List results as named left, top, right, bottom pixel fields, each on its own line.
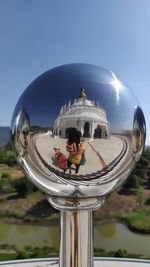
left=0, top=258, right=150, bottom=266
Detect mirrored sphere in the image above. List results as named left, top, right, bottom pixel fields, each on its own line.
left=11, top=63, right=146, bottom=199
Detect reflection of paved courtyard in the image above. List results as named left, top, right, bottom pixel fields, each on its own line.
left=35, top=133, right=127, bottom=176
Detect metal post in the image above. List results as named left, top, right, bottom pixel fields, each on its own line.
left=59, top=209, right=93, bottom=267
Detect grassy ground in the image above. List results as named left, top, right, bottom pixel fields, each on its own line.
left=94, top=188, right=150, bottom=233
left=0, top=244, right=149, bottom=261
left=0, top=165, right=150, bottom=233
left=0, top=166, right=22, bottom=179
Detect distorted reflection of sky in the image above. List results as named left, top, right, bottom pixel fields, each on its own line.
left=11, top=64, right=138, bottom=133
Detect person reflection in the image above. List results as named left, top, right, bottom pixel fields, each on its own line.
left=22, top=130, right=29, bottom=147
left=66, top=130, right=86, bottom=174
left=53, top=147, right=67, bottom=172
left=135, top=130, right=141, bottom=151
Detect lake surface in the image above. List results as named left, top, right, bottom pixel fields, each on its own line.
left=0, top=222, right=149, bottom=256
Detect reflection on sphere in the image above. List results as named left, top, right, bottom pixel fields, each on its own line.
left=11, top=63, right=146, bottom=198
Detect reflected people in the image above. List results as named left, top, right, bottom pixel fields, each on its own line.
left=132, top=106, right=146, bottom=161
left=66, top=130, right=86, bottom=174
left=52, top=146, right=67, bottom=172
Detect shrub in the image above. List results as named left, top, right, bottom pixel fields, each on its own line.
left=16, top=249, right=29, bottom=259
left=114, top=248, right=127, bottom=257
left=0, top=148, right=16, bottom=166
left=0, top=175, right=14, bottom=193
left=1, top=173, right=10, bottom=178
left=145, top=198, right=150, bottom=205
left=124, top=175, right=142, bottom=189
left=13, top=177, right=35, bottom=197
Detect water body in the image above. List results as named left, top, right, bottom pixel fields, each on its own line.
left=0, top=222, right=149, bottom=256
left=94, top=223, right=150, bottom=256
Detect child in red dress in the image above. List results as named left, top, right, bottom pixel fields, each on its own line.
left=53, top=147, right=67, bottom=171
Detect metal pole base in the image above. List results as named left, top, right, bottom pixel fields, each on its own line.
left=60, top=209, right=93, bottom=267
left=48, top=197, right=105, bottom=267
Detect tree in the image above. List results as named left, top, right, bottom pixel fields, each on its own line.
left=124, top=175, right=142, bottom=189
left=0, top=174, right=13, bottom=194
left=0, top=147, right=16, bottom=166
left=13, top=177, right=36, bottom=198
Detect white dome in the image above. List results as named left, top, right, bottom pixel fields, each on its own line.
left=57, top=96, right=107, bottom=123
left=53, top=90, right=110, bottom=139
left=73, top=97, right=93, bottom=106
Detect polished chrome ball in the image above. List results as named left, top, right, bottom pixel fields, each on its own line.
left=11, top=63, right=146, bottom=199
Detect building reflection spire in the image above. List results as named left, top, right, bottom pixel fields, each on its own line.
left=79, top=88, right=86, bottom=99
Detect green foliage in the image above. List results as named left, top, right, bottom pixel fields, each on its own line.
left=122, top=207, right=150, bottom=232
left=13, top=176, right=36, bottom=198
left=0, top=175, right=14, bottom=194
left=0, top=243, right=17, bottom=261
left=16, top=249, right=29, bottom=259
left=145, top=198, right=150, bottom=205
left=124, top=175, right=142, bottom=189
left=142, top=148, right=150, bottom=161
left=0, top=147, right=16, bottom=166
left=5, top=150, right=16, bottom=166
left=0, top=210, right=20, bottom=218
left=49, top=213, right=60, bottom=221
left=0, top=244, right=148, bottom=261
left=23, top=215, right=43, bottom=223
left=4, top=141, right=12, bottom=150
left=114, top=248, right=128, bottom=257
left=1, top=172, right=10, bottom=178
left=0, top=244, right=16, bottom=250
left=122, top=147, right=150, bottom=191
left=0, top=253, right=17, bottom=261
left=134, top=147, right=150, bottom=180
left=16, top=246, right=58, bottom=259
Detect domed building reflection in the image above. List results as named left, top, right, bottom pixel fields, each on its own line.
left=34, top=88, right=129, bottom=179
left=53, top=88, right=110, bottom=139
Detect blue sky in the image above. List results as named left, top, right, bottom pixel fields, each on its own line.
left=0, top=0, right=150, bottom=144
